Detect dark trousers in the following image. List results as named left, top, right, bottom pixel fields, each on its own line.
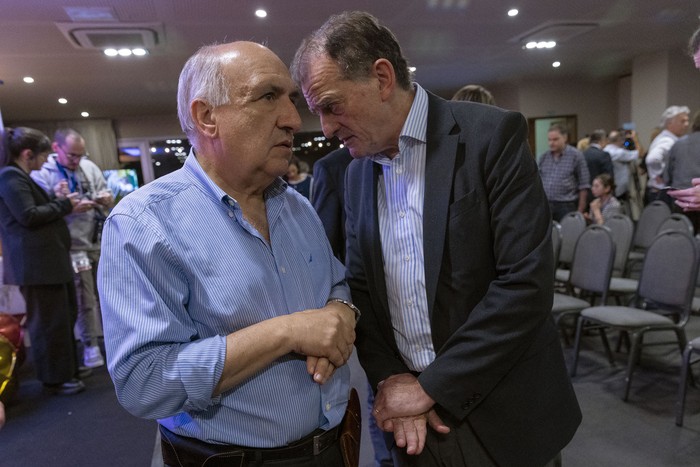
left=549, top=201, right=577, bottom=222
left=387, top=411, right=562, bottom=467
left=20, top=282, right=79, bottom=384
left=644, top=187, right=673, bottom=208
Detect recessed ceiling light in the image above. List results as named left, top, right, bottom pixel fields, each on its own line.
left=552, top=61, right=561, bottom=68
left=118, top=48, right=132, bottom=57
left=525, top=41, right=556, bottom=49
left=408, top=66, right=417, bottom=72
left=132, top=48, right=148, bottom=56
left=104, top=48, right=119, bottom=57
left=23, top=76, right=35, bottom=84
left=58, top=98, right=68, bottom=104
left=508, top=9, right=519, bottom=17
left=81, top=111, right=90, bottom=117
left=255, top=9, right=267, bottom=18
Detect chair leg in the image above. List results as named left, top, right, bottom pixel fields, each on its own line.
left=676, top=343, right=693, bottom=426
left=624, top=332, right=643, bottom=401
left=571, top=317, right=585, bottom=377
left=599, top=328, right=615, bottom=366
left=614, top=330, right=630, bottom=353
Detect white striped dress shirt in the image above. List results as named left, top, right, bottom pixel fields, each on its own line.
left=372, top=84, right=436, bottom=372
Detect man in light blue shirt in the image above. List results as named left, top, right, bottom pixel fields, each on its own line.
left=98, top=41, right=357, bottom=466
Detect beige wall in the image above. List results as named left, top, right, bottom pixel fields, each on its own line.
left=112, top=54, right=698, bottom=146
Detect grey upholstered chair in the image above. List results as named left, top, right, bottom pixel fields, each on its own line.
left=552, top=225, right=615, bottom=345
left=626, top=201, right=671, bottom=272
left=554, top=211, right=586, bottom=284
left=571, top=230, right=699, bottom=401
left=676, top=336, right=700, bottom=426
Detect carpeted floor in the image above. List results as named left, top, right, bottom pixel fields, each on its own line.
left=3, top=320, right=700, bottom=467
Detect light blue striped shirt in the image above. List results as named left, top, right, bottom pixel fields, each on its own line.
left=97, top=151, right=350, bottom=447
left=373, top=84, right=436, bottom=372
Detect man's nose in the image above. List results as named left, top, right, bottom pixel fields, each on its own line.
left=320, top=115, right=339, bottom=140
left=281, top=99, right=302, bottom=133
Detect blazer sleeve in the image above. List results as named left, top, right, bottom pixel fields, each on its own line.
left=418, top=111, right=556, bottom=419
left=312, top=160, right=344, bottom=260
left=0, top=168, right=72, bottom=227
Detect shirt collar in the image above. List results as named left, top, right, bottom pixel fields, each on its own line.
left=371, top=83, right=428, bottom=164
left=183, top=148, right=287, bottom=208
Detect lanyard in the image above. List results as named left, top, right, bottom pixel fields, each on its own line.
left=55, top=161, right=80, bottom=194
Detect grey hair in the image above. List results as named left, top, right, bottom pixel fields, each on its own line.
left=177, top=44, right=231, bottom=147
left=291, top=11, right=413, bottom=90
left=660, top=105, right=690, bottom=128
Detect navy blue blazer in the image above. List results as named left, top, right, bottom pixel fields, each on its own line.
left=345, top=93, right=581, bottom=467
left=312, top=147, right=353, bottom=263
left=583, top=145, right=614, bottom=183
left=0, top=164, right=73, bottom=285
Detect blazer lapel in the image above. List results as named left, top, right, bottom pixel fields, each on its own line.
left=423, top=93, right=460, bottom=317
left=364, top=161, right=392, bottom=320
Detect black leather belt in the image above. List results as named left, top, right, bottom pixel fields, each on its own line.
left=160, top=424, right=340, bottom=466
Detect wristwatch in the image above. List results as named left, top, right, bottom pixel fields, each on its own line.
left=327, top=298, right=361, bottom=323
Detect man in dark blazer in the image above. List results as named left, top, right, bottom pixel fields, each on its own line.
left=311, top=147, right=353, bottom=263
left=583, top=129, right=614, bottom=204
left=293, top=11, right=581, bottom=467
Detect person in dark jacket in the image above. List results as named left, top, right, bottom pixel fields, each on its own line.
left=0, top=127, right=85, bottom=395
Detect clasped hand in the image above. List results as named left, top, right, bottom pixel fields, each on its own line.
left=372, top=373, right=450, bottom=455
left=290, top=301, right=355, bottom=384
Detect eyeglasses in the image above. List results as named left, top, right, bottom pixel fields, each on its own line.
left=58, top=145, right=87, bottom=160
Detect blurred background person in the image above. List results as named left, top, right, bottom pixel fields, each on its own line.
left=32, top=129, right=113, bottom=369
left=576, top=136, right=591, bottom=152
left=691, top=24, right=700, bottom=69
left=585, top=173, right=621, bottom=225
left=664, top=111, right=700, bottom=230
left=285, top=155, right=313, bottom=200
left=0, top=127, right=85, bottom=395
left=583, top=129, right=613, bottom=206
left=539, top=123, right=591, bottom=221
left=605, top=129, right=642, bottom=204
left=644, top=106, right=690, bottom=205
left=451, top=84, right=495, bottom=105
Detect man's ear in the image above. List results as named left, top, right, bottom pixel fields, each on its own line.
left=51, top=141, right=60, bottom=153
left=191, top=99, right=217, bottom=138
left=373, top=59, right=396, bottom=102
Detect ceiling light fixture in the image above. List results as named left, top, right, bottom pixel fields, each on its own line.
left=552, top=61, right=561, bottom=68
left=255, top=9, right=267, bottom=18
left=104, top=47, right=148, bottom=57
left=23, top=77, right=35, bottom=83
left=525, top=41, right=556, bottom=49
left=81, top=111, right=90, bottom=117
left=408, top=66, right=417, bottom=72
left=58, top=98, right=68, bottom=104
left=508, top=9, right=519, bottom=17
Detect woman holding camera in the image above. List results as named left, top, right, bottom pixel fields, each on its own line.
left=0, top=127, right=85, bottom=395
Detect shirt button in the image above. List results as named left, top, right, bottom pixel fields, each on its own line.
left=404, top=255, right=410, bottom=262
left=280, top=267, right=286, bottom=273
left=399, top=211, right=406, bottom=218
left=228, top=211, right=234, bottom=218
left=407, top=299, right=413, bottom=306
left=396, top=167, right=403, bottom=174
left=325, top=402, right=331, bottom=411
